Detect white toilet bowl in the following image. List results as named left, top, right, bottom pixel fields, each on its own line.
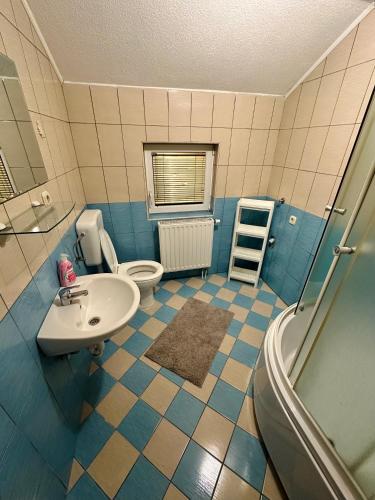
left=99, top=228, right=163, bottom=308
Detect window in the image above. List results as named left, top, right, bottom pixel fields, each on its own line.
left=144, top=144, right=214, bottom=214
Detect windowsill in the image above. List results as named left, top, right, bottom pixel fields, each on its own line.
left=148, top=210, right=214, bottom=221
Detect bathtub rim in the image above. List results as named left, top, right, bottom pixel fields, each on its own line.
left=259, top=304, right=365, bottom=500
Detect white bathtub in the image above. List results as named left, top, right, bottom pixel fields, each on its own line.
left=254, top=305, right=365, bottom=500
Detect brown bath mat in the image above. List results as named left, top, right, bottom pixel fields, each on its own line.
left=145, top=298, right=234, bottom=387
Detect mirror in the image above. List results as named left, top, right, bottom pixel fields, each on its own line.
left=0, top=54, right=47, bottom=203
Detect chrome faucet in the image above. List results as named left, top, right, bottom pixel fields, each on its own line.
left=59, top=285, right=88, bottom=306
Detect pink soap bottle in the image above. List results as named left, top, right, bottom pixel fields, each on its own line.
left=58, top=253, right=77, bottom=287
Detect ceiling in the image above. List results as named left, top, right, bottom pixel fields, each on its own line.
left=27, top=0, right=372, bottom=95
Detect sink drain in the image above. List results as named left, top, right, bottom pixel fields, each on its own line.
left=88, top=316, right=101, bottom=326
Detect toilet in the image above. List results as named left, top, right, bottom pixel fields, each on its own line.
left=76, top=209, right=163, bottom=308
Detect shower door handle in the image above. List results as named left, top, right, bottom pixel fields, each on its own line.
left=333, top=245, right=356, bottom=256
left=325, top=205, right=347, bottom=215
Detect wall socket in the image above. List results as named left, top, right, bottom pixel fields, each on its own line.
left=289, top=215, right=297, bottom=225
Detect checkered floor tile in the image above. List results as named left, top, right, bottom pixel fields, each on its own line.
left=67, top=274, right=287, bottom=499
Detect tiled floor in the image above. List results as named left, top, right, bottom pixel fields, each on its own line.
left=67, top=274, right=287, bottom=499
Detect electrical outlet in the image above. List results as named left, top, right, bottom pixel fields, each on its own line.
left=289, top=215, right=297, bottom=225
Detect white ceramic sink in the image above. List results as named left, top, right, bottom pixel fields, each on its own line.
left=37, top=273, right=140, bottom=356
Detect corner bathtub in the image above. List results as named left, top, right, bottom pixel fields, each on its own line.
left=254, top=305, right=364, bottom=500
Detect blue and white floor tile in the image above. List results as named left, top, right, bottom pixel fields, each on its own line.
left=68, top=274, right=287, bottom=499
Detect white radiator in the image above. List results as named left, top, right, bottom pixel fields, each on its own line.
left=158, top=218, right=214, bottom=272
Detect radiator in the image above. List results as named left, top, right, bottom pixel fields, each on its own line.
left=158, top=218, right=214, bottom=272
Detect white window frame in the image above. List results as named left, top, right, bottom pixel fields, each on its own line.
left=144, top=144, right=214, bottom=214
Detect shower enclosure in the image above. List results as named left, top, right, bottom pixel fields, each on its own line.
left=254, top=87, right=375, bottom=500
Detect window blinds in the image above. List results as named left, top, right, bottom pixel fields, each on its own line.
left=0, top=149, right=15, bottom=199
left=152, top=152, right=206, bottom=206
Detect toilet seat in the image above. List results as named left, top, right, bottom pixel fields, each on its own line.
left=99, top=228, right=163, bottom=282
left=119, top=261, right=164, bottom=283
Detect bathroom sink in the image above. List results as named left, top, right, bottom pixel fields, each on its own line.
left=37, top=274, right=140, bottom=356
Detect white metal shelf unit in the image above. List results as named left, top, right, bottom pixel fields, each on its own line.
left=228, top=198, right=274, bottom=287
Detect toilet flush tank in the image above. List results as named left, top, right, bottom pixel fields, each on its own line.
left=76, top=209, right=104, bottom=266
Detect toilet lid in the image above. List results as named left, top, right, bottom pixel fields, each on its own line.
left=99, top=229, right=118, bottom=273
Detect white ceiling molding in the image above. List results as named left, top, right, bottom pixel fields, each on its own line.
left=26, top=0, right=372, bottom=95
left=285, top=2, right=374, bottom=97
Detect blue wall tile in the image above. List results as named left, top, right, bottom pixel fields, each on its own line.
left=0, top=215, right=91, bottom=495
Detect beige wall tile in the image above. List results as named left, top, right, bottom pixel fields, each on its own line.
left=214, top=466, right=259, bottom=500
left=118, top=87, right=145, bottom=125
left=80, top=166, right=108, bottom=203
left=280, top=86, right=301, bottom=129
left=71, top=123, right=101, bottom=166
left=264, top=129, right=278, bottom=165
left=191, top=92, right=213, bottom=127
left=88, top=432, right=139, bottom=498
left=259, top=165, right=272, bottom=195
left=273, top=129, right=292, bottom=167
left=299, top=127, right=328, bottom=172
left=270, top=97, right=284, bottom=129
left=144, top=88, right=168, bottom=125
left=317, top=125, right=354, bottom=175
left=331, top=61, right=375, bottom=125
left=168, top=90, right=191, bottom=126
left=17, top=233, right=48, bottom=276
left=146, top=125, right=168, bottom=142
left=193, top=407, right=234, bottom=461
left=277, top=167, right=298, bottom=204
left=122, top=125, right=146, bottom=166
left=228, top=128, right=250, bottom=165
left=213, top=165, right=227, bottom=197
left=339, top=123, right=360, bottom=176
left=285, top=128, right=308, bottom=169
left=225, top=165, right=245, bottom=196
left=357, top=67, right=375, bottom=123
left=267, top=166, right=283, bottom=199
left=324, top=29, right=356, bottom=75
left=97, top=124, right=125, bottom=166
left=242, top=165, right=262, bottom=196
left=212, top=93, right=235, bottom=128
left=232, top=94, right=255, bottom=128
left=252, top=95, right=275, bottom=129
left=294, top=79, right=320, bottom=128
left=191, top=127, right=211, bottom=142
left=126, top=166, right=146, bottom=201
left=306, top=173, right=336, bottom=217
left=349, top=9, right=375, bottom=66
left=247, top=129, right=268, bottom=165
left=291, top=170, right=315, bottom=210
left=143, top=419, right=189, bottom=479
left=91, top=85, right=120, bottom=124
left=310, top=71, right=344, bottom=126
left=212, top=128, right=231, bottom=165
left=0, top=234, right=32, bottom=308
left=304, top=60, right=325, bottom=82
left=63, top=83, right=94, bottom=123
left=169, top=126, right=190, bottom=142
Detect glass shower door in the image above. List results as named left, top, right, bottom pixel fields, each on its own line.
left=294, top=163, right=375, bottom=498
